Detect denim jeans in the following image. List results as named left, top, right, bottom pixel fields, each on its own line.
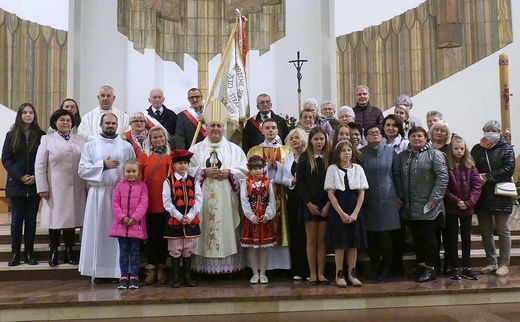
left=477, top=211, right=511, bottom=267
left=118, top=237, right=141, bottom=277
left=10, top=196, right=40, bottom=252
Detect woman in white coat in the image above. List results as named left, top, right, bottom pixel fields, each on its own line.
left=35, top=109, right=87, bottom=266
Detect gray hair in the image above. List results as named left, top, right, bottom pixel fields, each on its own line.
left=303, top=98, right=318, bottom=109
left=149, top=88, right=164, bottom=97
left=394, top=95, right=413, bottom=109
left=482, top=120, right=501, bottom=132
left=355, top=85, right=369, bottom=93
left=99, top=85, right=115, bottom=95
left=320, top=101, right=336, bottom=112
left=426, top=110, right=443, bottom=120
left=338, top=105, right=355, bottom=118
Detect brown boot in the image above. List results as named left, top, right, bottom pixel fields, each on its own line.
left=157, top=263, right=168, bottom=285
left=144, top=264, right=156, bottom=285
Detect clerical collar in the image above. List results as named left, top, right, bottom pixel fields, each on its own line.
left=264, top=140, right=279, bottom=146
left=100, top=133, right=118, bottom=139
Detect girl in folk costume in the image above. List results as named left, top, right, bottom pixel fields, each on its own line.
left=444, top=136, right=482, bottom=280
left=325, top=140, right=368, bottom=287
left=110, top=160, right=149, bottom=289
left=163, top=149, right=202, bottom=288
left=240, top=155, right=276, bottom=284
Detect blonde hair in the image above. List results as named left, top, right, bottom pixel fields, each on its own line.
left=428, top=120, right=452, bottom=145
left=285, top=128, right=308, bottom=153
left=445, top=136, right=475, bottom=169
left=129, top=112, right=146, bottom=122
left=144, top=126, right=172, bottom=156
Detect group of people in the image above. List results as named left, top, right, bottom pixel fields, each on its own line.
left=1, top=84, right=516, bottom=290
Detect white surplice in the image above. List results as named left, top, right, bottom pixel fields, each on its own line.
left=188, top=137, right=247, bottom=273
left=77, top=106, right=130, bottom=141
left=78, top=135, right=135, bottom=279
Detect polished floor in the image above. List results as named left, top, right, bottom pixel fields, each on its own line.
left=1, top=267, right=520, bottom=321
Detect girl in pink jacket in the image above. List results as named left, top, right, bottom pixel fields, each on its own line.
left=110, top=160, right=149, bottom=289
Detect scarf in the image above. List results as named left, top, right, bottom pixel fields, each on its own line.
left=131, top=130, right=148, bottom=153
left=479, top=136, right=499, bottom=149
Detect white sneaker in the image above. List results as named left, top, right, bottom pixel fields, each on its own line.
left=495, top=266, right=509, bottom=277
left=259, top=275, right=268, bottom=284
left=293, top=275, right=302, bottom=281
left=481, top=264, right=498, bottom=274
left=250, top=275, right=259, bottom=284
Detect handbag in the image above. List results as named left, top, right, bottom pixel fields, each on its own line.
left=485, top=150, right=518, bottom=198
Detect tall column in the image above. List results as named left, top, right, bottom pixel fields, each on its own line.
left=67, top=0, right=128, bottom=113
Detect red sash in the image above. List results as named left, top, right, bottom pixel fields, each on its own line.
left=183, top=110, right=207, bottom=137
left=249, top=117, right=262, bottom=133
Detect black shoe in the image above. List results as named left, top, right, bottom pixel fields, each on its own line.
left=64, top=247, right=78, bottom=265
left=8, top=252, right=21, bottom=266
left=408, top=265, right=425, bottom=280
left=416, top=267, right=436, bottom=283
left=449, top=268, right=461, bottom=280
left=318, top=278, right=330, bottom=285
left=25, top=252, right=38, bottom=265
left=461, top=267, right=478, bottom=280
left=377, top=268, right=392, bottom=282
left=48, top=249, right=58, bottom=267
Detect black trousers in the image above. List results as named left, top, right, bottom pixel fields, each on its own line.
left=49, top=228, right=76, bottom=249
left=409, top=215, right=443, bottom=268
left=443, top=214, right=472, bottom=268
left=145, top=212, right=169, bottom=265
left=367, top=230, right=393, bottom=272
left=287, top=190, right=309, bottom=278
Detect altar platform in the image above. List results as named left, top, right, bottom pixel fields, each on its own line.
left=0, top=268, right=519, bottom=321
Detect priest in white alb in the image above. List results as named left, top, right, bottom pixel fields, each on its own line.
left=77, top=85, right=130, bottom=141
left=78, top=113, right=135, bottom=281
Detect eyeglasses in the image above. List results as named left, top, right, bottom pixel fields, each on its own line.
left=188, top=95, right=202, bottom=100
left=132, top=120, right=145, bottom=124
left=367, top=131, right=381, bottom=136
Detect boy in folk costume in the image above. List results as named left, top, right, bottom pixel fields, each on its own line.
left=162, top=149, right=202, bottom=288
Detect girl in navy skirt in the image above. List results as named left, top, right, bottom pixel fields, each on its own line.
left=325, top=140, right=368, bottom=287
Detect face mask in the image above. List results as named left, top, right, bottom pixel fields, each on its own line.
left=484, top=131, right=500, bottom=141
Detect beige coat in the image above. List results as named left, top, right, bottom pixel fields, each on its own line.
left=35, top=132, right=87, bottom=229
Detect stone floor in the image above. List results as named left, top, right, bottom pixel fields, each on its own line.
left=1, top=267, right=520, bottom=321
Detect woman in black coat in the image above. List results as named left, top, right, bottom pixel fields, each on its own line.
left=470, top=120, right=515, bottom=277
left=1, top=103, right=45, bottom=266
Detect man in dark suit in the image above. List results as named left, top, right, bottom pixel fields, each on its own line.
left=242, top=93, right=289, bottom=154
left=174, top=88, right=206, bottom=149
left=145, top=88, right=177, bottom=137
